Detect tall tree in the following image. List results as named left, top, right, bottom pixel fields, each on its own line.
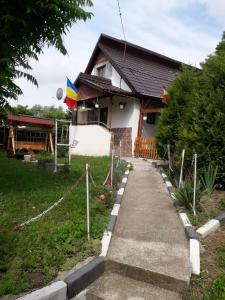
left=0, top=0, right=93, bottom=106
left=156, top=32, right=225, bottom=184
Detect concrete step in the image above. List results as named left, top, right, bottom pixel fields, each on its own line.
left=86, top=271, right=182, bottom=300
left=105, top=258, right=189, bottom=294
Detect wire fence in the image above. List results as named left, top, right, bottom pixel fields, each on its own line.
left=13, top=153, right=122, bottom=231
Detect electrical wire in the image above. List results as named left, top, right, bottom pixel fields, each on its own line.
left=116, top=0, right=127, bottom=88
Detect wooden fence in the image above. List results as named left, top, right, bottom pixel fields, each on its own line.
left=134, top=137, right=160, bottom=160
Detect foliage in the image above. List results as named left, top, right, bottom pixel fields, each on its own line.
left=155, top=66, right=200, bottom=156
left=174, top=180, right=202, bottom=211
left=200, top=164, right=218, bottom=196
left=203, top=275, right=225, bottom=300
left=0, top=0, right=93, bottom=106
left=156, top=32, right=225, bottom=186
left=30, top=105, right=66, bottom=119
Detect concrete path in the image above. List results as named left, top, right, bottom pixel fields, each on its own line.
left=87, top=159, right=191, bottom=299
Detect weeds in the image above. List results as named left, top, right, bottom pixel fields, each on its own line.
left=200, top=164, right=218, bottom=196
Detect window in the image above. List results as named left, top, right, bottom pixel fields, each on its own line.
left=147, top=113, right=156, bottom=124
left=97, top=65, right=106, bottom=77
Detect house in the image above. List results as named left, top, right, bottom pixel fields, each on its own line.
left=69, top=34, right=182, bottom=158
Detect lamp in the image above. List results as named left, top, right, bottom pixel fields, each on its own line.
left=95, top=97, right=99, bottom=108
left=119, top=102, right=126, bottom=110
left=143, top=114, right=147, bottom=121
left=81, top=102, right=86, bottom=110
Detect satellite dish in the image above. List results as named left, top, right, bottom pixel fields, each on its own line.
left=56, top=88, right=63, bottom=100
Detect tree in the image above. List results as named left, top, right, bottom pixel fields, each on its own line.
left=155, top=32, right=225, bottom=184
left=155, top=66, right=200, bottom=156
left=0, top=0, right=93, bottom=106
left=30, top=105, right=66, bottom=119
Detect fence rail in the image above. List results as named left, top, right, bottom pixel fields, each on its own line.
left=134, top=137, right=160, bottom=160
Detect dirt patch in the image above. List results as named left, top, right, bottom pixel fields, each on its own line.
left=201, top=191, right=225, bottom=217
left=185, top=225, right=225, bottom=300
left=28, top=272, right=44, bottom=288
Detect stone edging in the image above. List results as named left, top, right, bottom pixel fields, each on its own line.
left=156, top=166, right=200, bottom=276
left=17, top=164, right=131, bottom=300
left=196, top=213, right=225, bottom=239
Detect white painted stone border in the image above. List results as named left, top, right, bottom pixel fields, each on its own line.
left=111, top=203, right=120, bottom=216
left=190, top=239, right=200, bottom=275
left=196, top=219, right=220, bottom=239
left=99, top=230, right=112, bottom=257
left=17, top=281, right=67, bottom=300
left=99, top=165, right=130, bottom=257
left=157, top=166, right=201, bottom=275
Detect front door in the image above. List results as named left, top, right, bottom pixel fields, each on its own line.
left=100, top=107, right=108, bottom=125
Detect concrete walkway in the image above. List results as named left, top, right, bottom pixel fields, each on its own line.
left=87, top=159, right=191, bottom=299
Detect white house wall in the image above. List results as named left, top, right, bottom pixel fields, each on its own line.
left=69, top=125, right=111, bottom=156
left=92, top=61, right=132, bottom=92
left=111, top=66, right=131, bottom=92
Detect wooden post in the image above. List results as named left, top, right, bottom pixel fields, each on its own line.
left=137, top=100, right=143, bottom=137
left=49, top=131, right=54, bottom=154
left=8, top=126, right=15, bottom=155
left=108, top=96, right=113, bottom=129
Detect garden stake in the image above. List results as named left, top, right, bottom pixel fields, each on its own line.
left=111, top=149, right=114, bottom=186
left=179, top=149, right=185, bottom=188
left=119, top=140, right=122, bottom=163
left=193, top=154, right=197, bottom=216
left=86, top=163, right=90, bottom=240
left=54, top=119, right=58, bottom=173
left=168, top=144, right=172, bottom=172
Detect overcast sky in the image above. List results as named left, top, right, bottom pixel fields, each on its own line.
left=12, top=0, right=225, bottom=109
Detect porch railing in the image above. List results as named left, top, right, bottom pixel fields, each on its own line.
left=134, top=137, right=160, bottom=160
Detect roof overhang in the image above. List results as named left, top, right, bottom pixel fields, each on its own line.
left=7, top=114, right=55, bottom=127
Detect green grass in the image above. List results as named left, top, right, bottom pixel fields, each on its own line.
left=0, top=152, right=124, bottom=295
left=204, top=276, right=225, bottom=300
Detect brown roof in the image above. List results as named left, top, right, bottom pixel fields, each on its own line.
left=85, top=34, right=182, bottom=99
left=77, top=72, right=134, bottom=97
left=7, top=114, right=55, bottom=127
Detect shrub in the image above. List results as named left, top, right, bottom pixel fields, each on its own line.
left=200, top=164, right=218, bottom=196
left=174, top=180, right=202, bottom=211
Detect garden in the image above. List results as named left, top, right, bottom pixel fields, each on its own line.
left=0, top=151, right=126, bottom=296
left=155, top=32, right=225, bottom=299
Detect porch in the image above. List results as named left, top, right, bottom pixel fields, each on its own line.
left=71, top=73, right=164, bottom=159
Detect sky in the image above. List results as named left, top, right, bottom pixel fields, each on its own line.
left=12, top=0, right=225, bottom=108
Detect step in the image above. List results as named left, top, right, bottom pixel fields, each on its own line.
left=105, top=258, right=189, bottom=294
left=86, top=271, right=182, bottom=300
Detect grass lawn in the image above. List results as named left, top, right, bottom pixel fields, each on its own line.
left=0, top=151, right=123, bottom=296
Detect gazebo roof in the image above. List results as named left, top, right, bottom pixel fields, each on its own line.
left=7, top=114, right=55, bottom=128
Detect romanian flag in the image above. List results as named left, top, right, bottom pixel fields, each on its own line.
left=66, top=78, right=78, bottom=109
left=162, top=88, right=168, bottom=104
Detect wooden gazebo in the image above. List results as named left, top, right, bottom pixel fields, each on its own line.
left=7, top=114, right=55, bottom=155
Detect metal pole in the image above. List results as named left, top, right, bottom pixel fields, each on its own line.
left=111, top=149, right=114, bottom=186
left=54, top=120, right=58, bottom=172
left=119, top=140, right=122, bottom=163
left=68, top=121, right=72, bottom=168
left=179, top=149, right=185, bottom=188
left=193, top=154, right=197, bottom=216
left=168, top=144, right=171, bottom=171
left=86, top=164, right=90, bottom=240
